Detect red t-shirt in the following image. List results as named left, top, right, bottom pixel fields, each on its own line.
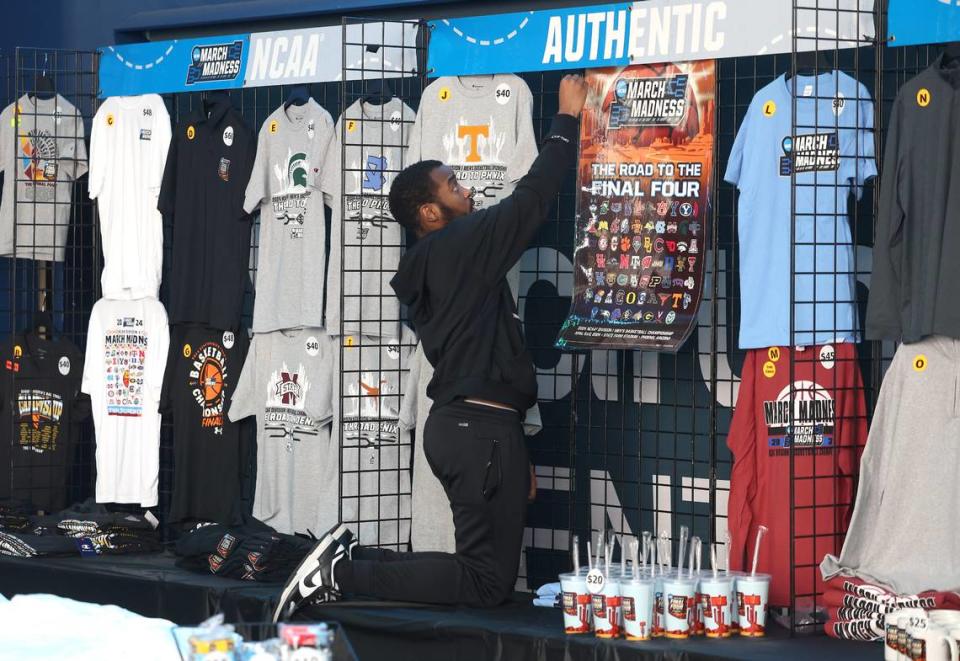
left=727, top=343, right=866, bottom=606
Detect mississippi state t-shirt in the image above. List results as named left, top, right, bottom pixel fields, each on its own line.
left=334, top=328, right=416, bottom=548
left=159, top=93, right=255, bottom=331
left=243, top=99, right=334, bottom=332
left=228, top=328, right=336, bottom=535
left=407, top=75, right=538, bottom=298
left=724, top=72, right=876, bottom=349
left=82, top=297, right=170, bottom=507
left=0, top=332, right=88, bottom=512
left=323, top=98, right=415, bottom=338
left=161, top=325, right=250, bottom=525
left=727, top=342, right=866, bottom=606
left=89, top=94, right=171, bottom=299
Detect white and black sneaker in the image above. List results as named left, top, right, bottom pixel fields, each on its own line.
left=272, top=523, right=351, bottom=623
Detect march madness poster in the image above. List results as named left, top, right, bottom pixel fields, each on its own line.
left=556, top=61, right=715, bottom=351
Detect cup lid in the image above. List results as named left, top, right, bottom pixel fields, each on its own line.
left=736, top=573, right=771, bottom=581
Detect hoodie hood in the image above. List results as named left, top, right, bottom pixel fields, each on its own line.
left=390, top=235, right=432, bottom=315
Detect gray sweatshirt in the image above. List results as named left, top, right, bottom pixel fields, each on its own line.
left=821, top=335, right=960, bottom=593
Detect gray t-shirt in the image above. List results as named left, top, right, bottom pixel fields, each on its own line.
left=228, top=328, right=336, bottom=535
left=334, top=327, right=416, bottom=548
left=398, top=343, right=543, bottom=553
left=323, top=98, right=415, bottom=338
left=243, top=100, right=334, bottom=332
left=821, top=335, right=960, bottom=594
left=0, top=94, right=88, bottom=261
left=407, top=75, right=538, bottom=299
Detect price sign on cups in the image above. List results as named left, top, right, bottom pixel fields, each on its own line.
left=586, top=568, right=605, bottom=595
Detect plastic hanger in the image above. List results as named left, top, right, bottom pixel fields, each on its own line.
left=31, top=53, right=55, bottom=101
left=785, top=49, right=833, bottom=81
left=284, top=85, right=309, bottom=109
left=360, top=78, right=393, bottom=106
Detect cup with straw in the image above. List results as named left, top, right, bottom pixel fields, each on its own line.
left=652, top=531, right=674, bottom=637
left=620, top=538, right=655, bottom=641
left=736, top=525, right=771, bottom=637
left=559, top=534, right=592, bottom=634
left=593, top=531, right=623, bottom=639
left=698, top=542, right=734, bottom=638
left=662, top=532, right=698, bottom=639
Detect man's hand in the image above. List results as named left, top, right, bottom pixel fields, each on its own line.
left=558, top=74, right=589, bottom=117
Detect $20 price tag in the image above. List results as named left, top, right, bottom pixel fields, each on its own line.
left=586, top=568, right=605, bottom=594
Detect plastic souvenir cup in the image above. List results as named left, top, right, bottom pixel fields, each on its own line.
left=620, top=573, right=655, bottom=641
left=898, top=609, right=930, bottom=660
left=908, top=624, right=959, bottom=661
left=592, top=574, right=622, bottom=639
left=725, top=571, right=743, bottom=634
left=699, top=574, right=735, bottom=638
left=929, top=611, right=960, bottom=630
left=652, top=569, right=674, bottom=638
left=886, top=609, right=924, bottom=661
left=559, top=571, right=593, bottom=634
left=662, top=575, right=698, bottom=639
left=736, top=573, right=771, bottom=637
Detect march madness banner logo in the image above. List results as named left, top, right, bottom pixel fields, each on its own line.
left=556, top=61, right=715, bottom=352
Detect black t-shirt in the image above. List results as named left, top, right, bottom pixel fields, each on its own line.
left=160, top=324, right=251, bottom=525
left=158, top=93, right=255, bottom=331
left=0, top=332, right=89, bottom=512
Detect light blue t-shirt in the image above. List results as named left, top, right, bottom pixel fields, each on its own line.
left=725, top=72, right=876, bottom=349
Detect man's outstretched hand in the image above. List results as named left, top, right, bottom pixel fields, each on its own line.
left=558, top=74, right=589, bottom=117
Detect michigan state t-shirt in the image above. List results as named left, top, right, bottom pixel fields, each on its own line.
left=161, top=325, right=250, bottom=525
left=243, top=100, right=335, bottom=332
left=323, top=97, right=415, bottom=338
left=724, top=72, right=876, bottom=349
left=228, top=327, right=336, bottom=535
left=334, top=328, right=416, bottom=548
left=0, top=332, right=88, bottom=512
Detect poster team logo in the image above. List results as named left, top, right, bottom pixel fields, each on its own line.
left=187, top=342, right=227, bottom=433
left=272, top=149, right=311, bottom=235
left=608, top=75, right=689, bottom=128
left=763, top=380, right=835, bottom=451
left=186, top=41, right=243, bottom=85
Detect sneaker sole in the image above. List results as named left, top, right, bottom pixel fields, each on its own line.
left=272, top=523, right=347, bottom=623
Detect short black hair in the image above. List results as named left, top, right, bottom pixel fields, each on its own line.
left=389, top=160, right=443, bottom=233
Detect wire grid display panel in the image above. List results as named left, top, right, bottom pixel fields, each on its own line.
left=336, top=18, right=422, bottom=552
left=5, top=48, right=99, bottom=513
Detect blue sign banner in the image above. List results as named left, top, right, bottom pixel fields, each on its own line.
left=99, top=34, right=250, bottom=97
left=427, top=1, right=875, bottom=77
left=888, top=0, right=960, bottom=47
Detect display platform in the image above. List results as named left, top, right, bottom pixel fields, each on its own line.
left=0, top=552, right=880, bottom=661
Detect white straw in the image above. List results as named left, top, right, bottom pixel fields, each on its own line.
left=596, top=532, right=604, bottom=570
left=659, top=531, right=669, bottom=574
left=677, top=525, right=689, bottom=572
left=711, top=543, right=718, bottom=579
left=687, top=536, right=696, bottom=578
left=751, top=525, right=769, bottom=577
left=642, top=531, right=652, bottom=569
left=587, top=540, right=593, bottom=571
left=694, top=537, right=702, bottom=579
left=621, top=535, right=627, bottom=576
left=630, top=539, right=639, bottom=578
left=572, top=534, right=580, bottom=574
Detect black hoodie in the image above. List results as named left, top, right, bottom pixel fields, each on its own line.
left=390, top=114, right=579, bottom=413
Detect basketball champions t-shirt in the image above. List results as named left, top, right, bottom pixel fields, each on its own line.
left=82, top=297, right=170, bottom=507
left=726, top=342, right=866, bottom=606
left=161, top=325, right=250, bottom=524
left=228, top=328, right=336, bottom=535
left=724, top=72, right=876, bottom=349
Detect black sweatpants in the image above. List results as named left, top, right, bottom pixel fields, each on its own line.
left=336, top=400, right=529, bottom=608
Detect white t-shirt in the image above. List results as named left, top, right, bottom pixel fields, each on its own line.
left=81, top=297, right=170, bottom=507
left=89, top=95, right=171, bottom=299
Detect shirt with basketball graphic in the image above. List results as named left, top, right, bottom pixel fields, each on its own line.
left=81, top=297, right=170, bottom=507
left=726, top=343, right=866, bottom=607
left=90, top=94, right=171, bottom=299
left=322, top=97, right=415, bottom=338
left=159, top=94, right=255, bottom=331
left=160, top=325, right=251, bottom=525
left=228, top=327, right=335, bottom=535
left=0, top=332, right=88, bottom=513
left=407, top=75, right=538, bottom=299
left=0, top=94, right=88, bottom=262
left=724, top=72, right=876, bottom=349
left=243, top=99, right=334, bottom=333
left=334, top=327, right=416, bottom=548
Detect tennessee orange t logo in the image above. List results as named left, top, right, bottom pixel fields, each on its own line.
left=458, top=124, right=489, bottom=163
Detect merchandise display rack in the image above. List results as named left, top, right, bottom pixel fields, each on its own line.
left=1, top=2, right=951, bottom=640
